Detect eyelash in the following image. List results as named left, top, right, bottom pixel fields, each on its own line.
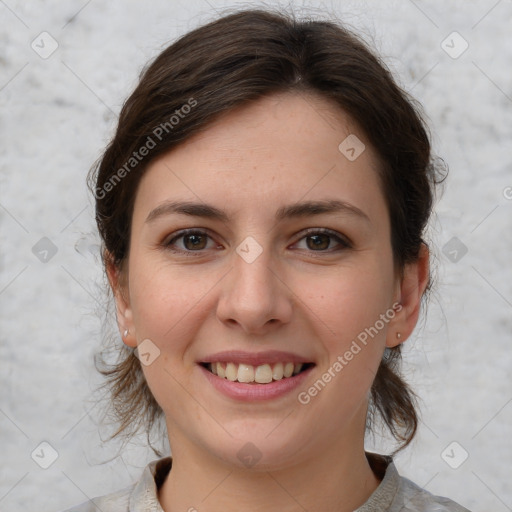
left=163, top=228, right=351, bottom=256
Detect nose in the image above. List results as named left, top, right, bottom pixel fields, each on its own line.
left=216, top=248, right=293, bottom=335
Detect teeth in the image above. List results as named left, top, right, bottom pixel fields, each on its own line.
left=237, top=364, right=254, bottom=383
left=225, top=362, right=238, bottom=381
left=216, top=362, right=225, bottom=378
left=255, top=364, right=273, bottom=383
left=272, top=362, right=284, bottom=380
left=293, top=363, right=303, bottom=375
left=207, top=362, right=307, bottom=384
left=283, top=362, right=294, bottom=378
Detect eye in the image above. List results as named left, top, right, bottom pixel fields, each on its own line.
left=292, top=228, right=351, bottom=252
left=164, top=229, right=219, bottom=253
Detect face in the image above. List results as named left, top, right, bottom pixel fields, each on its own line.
left=113, top=92, right=416, bottom=470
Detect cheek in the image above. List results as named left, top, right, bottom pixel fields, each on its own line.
left=309, top=262, right=393, bottom=339
left=303, top=271, right=392, bottom=406
left=127, top=260, right=211, bottom=412
left=301, top=253, right=395, bottom=399
left=128, top=258, right=209, bottom=348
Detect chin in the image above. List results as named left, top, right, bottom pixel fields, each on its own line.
left=205, top=425, right=309, bottom=472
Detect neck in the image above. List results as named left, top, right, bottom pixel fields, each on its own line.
left=158, top=426, right=381, bottom=512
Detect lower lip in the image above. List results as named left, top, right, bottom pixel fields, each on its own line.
left=199, top=364, right=314, bottom=401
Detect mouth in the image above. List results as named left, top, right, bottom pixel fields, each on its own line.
left=199, top=361, right=315, bottom=384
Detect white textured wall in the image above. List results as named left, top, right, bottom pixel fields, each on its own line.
left=1, top=1, right=511, bottom=511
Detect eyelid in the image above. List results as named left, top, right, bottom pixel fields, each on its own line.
left=163, top=228, right=221, bottom=255
left=292, top=227, right=352, bottom=249
left=163, top=227, right=351, bottom=255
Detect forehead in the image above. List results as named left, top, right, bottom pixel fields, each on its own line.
left=133, top=92, right=387, bottom=225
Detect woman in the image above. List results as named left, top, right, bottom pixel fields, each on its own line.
left=65, top=8, right=470, bottom=511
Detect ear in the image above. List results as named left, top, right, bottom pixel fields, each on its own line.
left=106, top=252, right=137, bottom=348
left=386, top=243, right=430, bottom=347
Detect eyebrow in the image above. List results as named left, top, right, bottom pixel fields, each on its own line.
left=145, top=199, right=370, bottom=224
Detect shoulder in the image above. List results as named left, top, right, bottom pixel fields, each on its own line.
left=362, top=452, right=471, bottom=512
left=60, top=483, right=133, bottom=512
left=59, top=457, right=172, bottom=512
left=393, top=474, right=471, bottom=512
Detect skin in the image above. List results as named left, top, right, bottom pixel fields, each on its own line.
left=108, top=91, right=429, bottom=512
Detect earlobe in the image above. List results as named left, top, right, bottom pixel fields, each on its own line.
left=116, top=305, right=137, bottom=348
left=386, top=244, right=430, bottom=348
left=106, top=253, right=137, bottom=348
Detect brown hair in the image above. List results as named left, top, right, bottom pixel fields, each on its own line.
left=91, top=8, right=445, bottom=453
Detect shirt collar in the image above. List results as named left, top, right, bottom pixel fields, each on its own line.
left=130, top=453, right=398, bottom=511
left=129, top=457, right=171, bottom=511
left=355, top=452, right=399, bottom=511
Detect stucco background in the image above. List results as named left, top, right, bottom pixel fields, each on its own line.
left=1, top=1, right=511, bottom=510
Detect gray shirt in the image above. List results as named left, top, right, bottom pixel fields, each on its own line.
left=62, top=453, right=471, bottom=511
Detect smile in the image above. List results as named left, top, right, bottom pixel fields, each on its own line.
left=202, top=361, right=314, bottom=384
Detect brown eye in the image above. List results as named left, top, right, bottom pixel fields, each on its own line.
left=165, top=229, right=217, bottom=253
left=306, top=234, right=330, bottom=250
left=182, top=233, right=207, bottom=250
left=293, top=229, right=351, bottom=253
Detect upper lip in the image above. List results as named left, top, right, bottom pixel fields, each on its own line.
left=199, top=350, right=315, bottom=367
